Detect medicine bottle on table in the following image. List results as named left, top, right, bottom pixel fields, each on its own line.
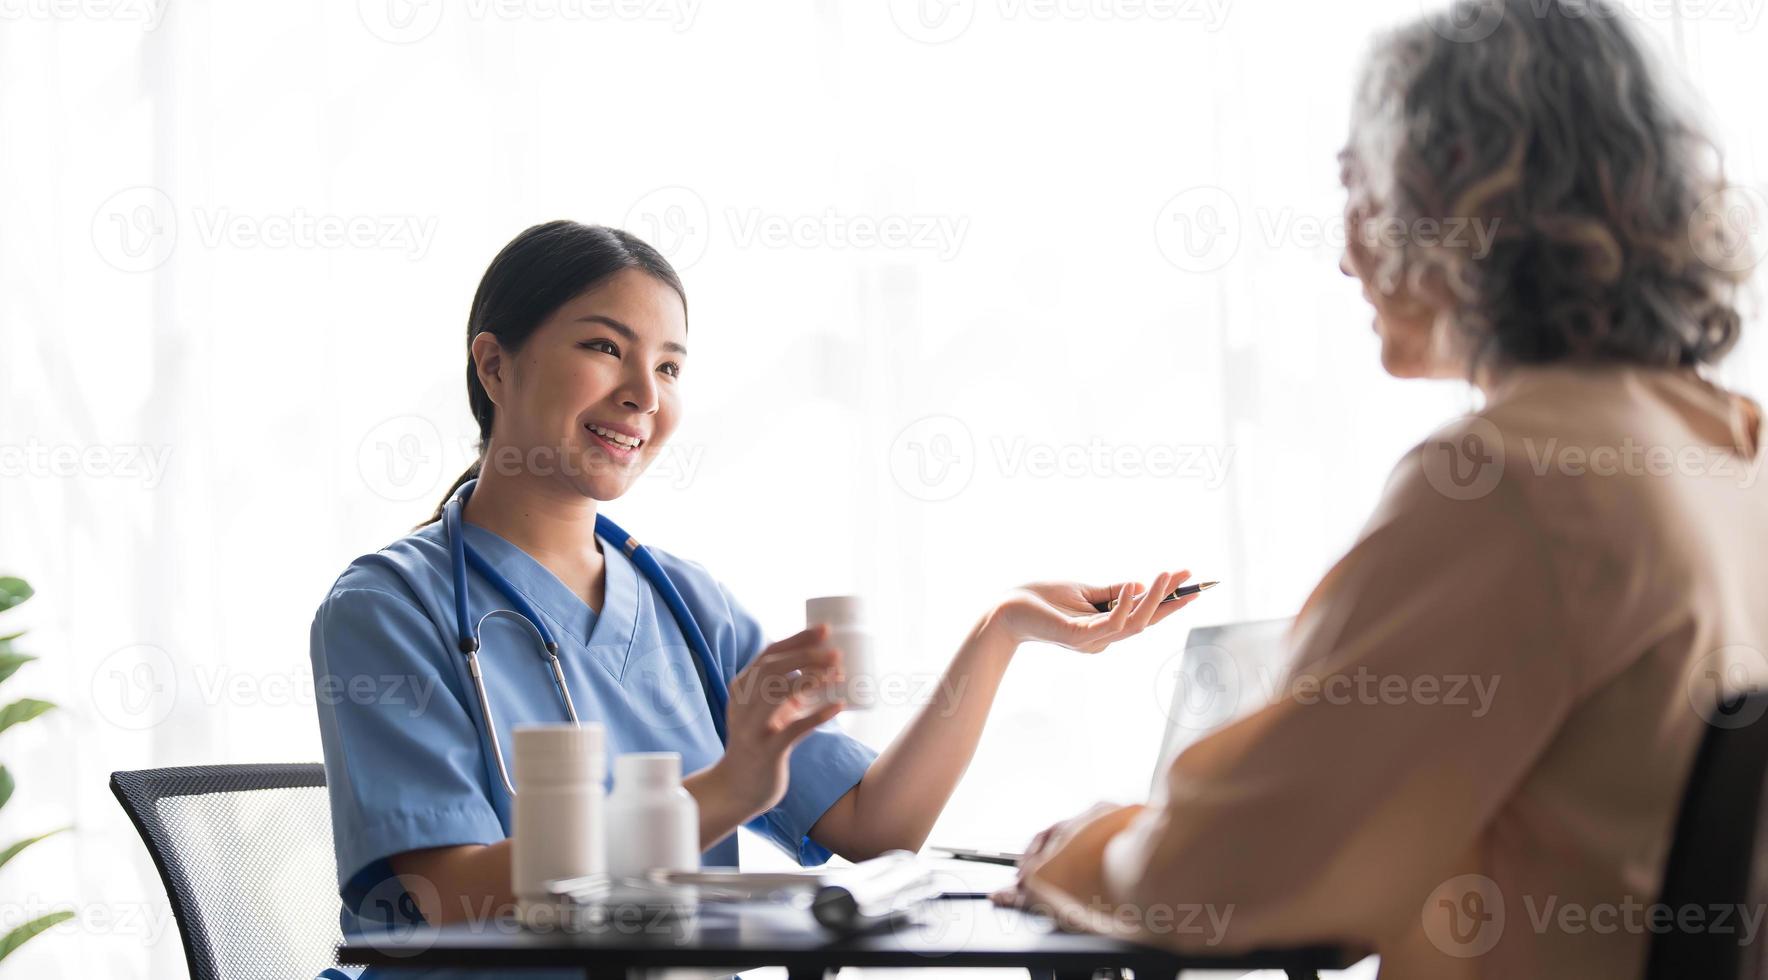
left=511, top=723, right=606, bottom=927
left=607, top=752, right=700, bottom=879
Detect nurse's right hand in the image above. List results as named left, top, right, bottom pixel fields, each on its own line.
left=705, top=624, right=847, bottom=818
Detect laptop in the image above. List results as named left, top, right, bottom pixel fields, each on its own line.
left=931, top=618, right=1295, bottom=868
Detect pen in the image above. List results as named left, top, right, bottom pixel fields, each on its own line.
left=1091, top=580, right=1220, bottom=613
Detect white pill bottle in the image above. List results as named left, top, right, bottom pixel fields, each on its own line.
left=606, top=752, right=700, bottom=878
left=511, top=723, right=606, bottom=927
left=807, top=595, right=875, bottom=709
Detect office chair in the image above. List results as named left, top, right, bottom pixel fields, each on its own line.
left=110, top=764, right=345, bottom=980
left=1645, top=693, right=1768, bottom=980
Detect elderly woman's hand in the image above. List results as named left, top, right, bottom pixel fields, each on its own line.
left=990, top=802, right=1147, bottom=910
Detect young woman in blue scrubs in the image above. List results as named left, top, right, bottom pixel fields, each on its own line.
left=309, top=220, right=1196, bottom=967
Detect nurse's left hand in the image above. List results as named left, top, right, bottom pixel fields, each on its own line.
left=995, top=570, right=1196, bottom=654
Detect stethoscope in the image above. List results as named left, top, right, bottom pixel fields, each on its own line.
left=444, top=481, right=729, bottom=798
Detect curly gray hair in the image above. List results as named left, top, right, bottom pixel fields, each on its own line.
left=1345, top=0, right=1753, bottom=370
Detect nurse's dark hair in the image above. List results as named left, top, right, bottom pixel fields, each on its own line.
left=418, top=220, right=686, bottom=528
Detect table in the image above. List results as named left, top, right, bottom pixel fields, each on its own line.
left=339, top=896, right=1358, bottom=979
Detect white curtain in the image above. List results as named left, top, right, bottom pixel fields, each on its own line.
left=1, top=1, right=1762, bottom=976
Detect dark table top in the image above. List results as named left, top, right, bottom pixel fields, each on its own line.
left=339, top=896, right=1355, bottom=974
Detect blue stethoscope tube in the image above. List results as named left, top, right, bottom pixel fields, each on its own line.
left=443, top=483, right=729, bottom=799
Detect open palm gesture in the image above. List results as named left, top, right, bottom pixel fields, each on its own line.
left=996, top=569, right=1198, bottom=653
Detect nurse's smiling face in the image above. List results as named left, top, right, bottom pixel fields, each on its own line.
left=473, top=267, right=688, bottom=501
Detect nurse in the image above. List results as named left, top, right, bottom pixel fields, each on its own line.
left=309, top=220, right=1196, bottom=974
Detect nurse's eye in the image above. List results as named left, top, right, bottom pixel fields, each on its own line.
left=658, top=361, right=681, bottom=379
left=579, top=339, right=619, bottom=357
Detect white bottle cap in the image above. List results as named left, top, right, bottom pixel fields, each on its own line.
left=513, top=723, right=605, bottom=788
left=806, top=595, right=865, bottom=627
left=614, top=752, right=682, bottom=791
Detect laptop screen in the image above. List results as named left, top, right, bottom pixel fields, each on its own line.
left=1150, top=618, right=1294, bottom=798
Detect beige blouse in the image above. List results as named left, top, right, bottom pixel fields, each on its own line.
left=1025, top=366, right=1768, bottom=978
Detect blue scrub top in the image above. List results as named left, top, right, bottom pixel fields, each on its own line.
left=308, top=481, right=877, bottom=979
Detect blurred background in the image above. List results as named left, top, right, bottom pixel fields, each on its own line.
left=1, top=0, right=1763, bottom=975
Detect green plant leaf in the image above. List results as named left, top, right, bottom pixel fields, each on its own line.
left=0, top=910, right=73, bottom=962
left=0, top=768, right=11, bottom=811
left=0, top=827, right=69, bottom=872
left=0, top=653, right=34, bottom=686
left=0, top=699, right=54, bottom=737
left=0, top=579, right=30, bottom=613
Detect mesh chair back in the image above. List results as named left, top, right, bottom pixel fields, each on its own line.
left=1646, top=694, right=1768, bottom=980
left=110, top=764, right=342, bottom=980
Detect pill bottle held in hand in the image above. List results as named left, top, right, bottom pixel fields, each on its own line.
left=511, top=723, right=606, bottom=928
left=806, top=595, right=875, bottom=710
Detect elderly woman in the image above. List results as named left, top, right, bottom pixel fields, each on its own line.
left=995, top=0, right=1764, bottom=976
